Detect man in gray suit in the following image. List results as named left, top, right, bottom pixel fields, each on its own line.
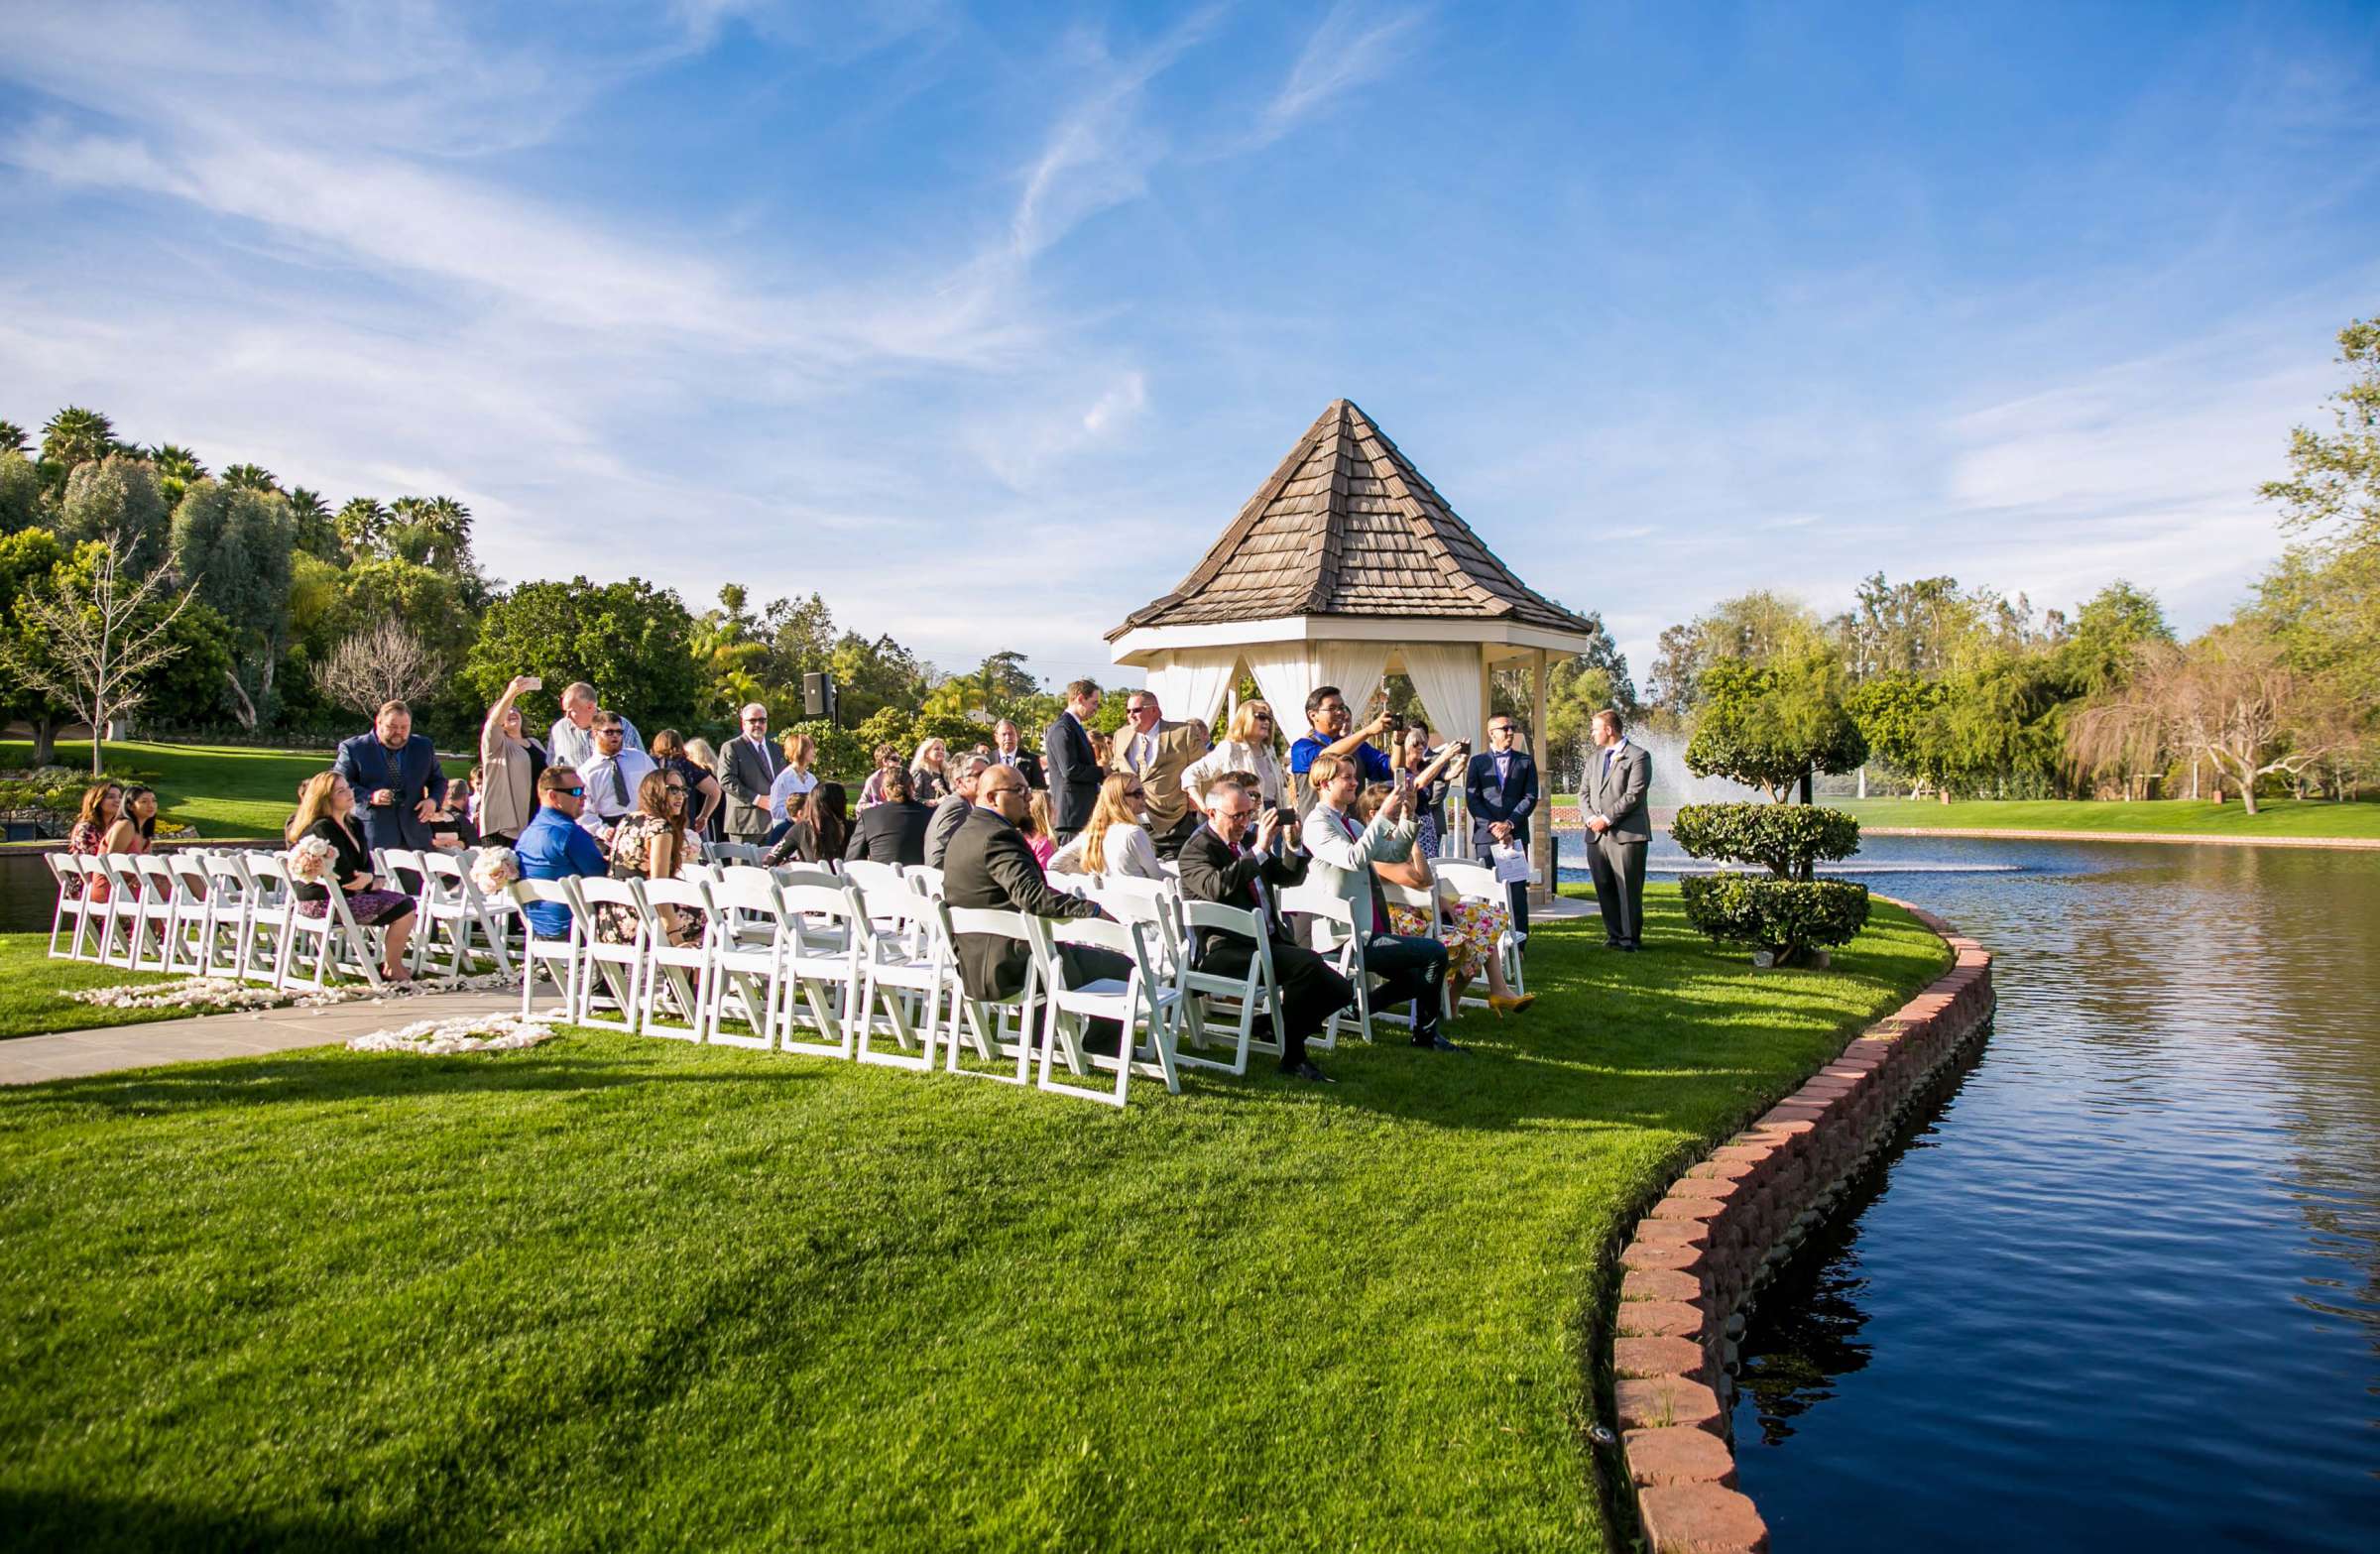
left=717, top=702, right=785, bottom=843
left=1583, top=708, right=1652, bottom=951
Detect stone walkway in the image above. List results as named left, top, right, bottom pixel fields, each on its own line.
left=1, top=990, right=522, bottom=1087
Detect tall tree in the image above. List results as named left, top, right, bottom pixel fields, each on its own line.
left=40, top=406, right=117, bottom=477
left=2070, top=626, right=2339, bottom=814
left=0, top=453, right=40, bottom=536
left=1685, top=649, right=1867, bottom=801
left=335, top=497, right=390, bottom=560
left=0, top=527, right=72, bottom=762
left=284, top=487, right=341, bottom=559
left=313, top=619, right=445, bottom=716
left=219, top=462, right=279, bottom=492
left=1648, top=591, right=1821, bottom=717
left=171, top=481, right=297, bottom=729
left=58, top=454, right=172, bottom=570
left=0, top=532, right=200, bottom=775
left=0, top=420, right=28, bottom=456
left=463, top=576, right=701, bottom=729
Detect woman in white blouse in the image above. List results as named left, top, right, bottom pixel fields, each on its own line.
left=1049, top=773, right=1165, bottom=880
left=766, top=731, right=819, bottom=844
left=1180, top=699, right=1285, bottom=817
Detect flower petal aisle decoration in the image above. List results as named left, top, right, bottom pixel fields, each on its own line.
left=60, top=970, right=518, bottom=1016
left=347, top=1013, right=560, bottom=1056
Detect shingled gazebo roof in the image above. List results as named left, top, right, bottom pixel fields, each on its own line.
left=1107, top=399, right=1596, bottom=641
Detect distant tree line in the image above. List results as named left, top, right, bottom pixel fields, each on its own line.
left=1636, top=313, right=2380, bottom=810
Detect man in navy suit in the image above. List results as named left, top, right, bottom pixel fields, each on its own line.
left=1042, top=678, right=1103, bottom=843
left=1464, top=713, right=1538, bottom=945
left=333, top=699, right=449, bottom=853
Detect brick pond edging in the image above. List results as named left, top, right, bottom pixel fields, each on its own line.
left=1605, top=900, right=1995, bottom=1554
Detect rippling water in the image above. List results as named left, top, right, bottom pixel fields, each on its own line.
left=1583, top=833, right=2380, bottom=1551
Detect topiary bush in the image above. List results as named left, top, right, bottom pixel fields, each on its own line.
left=1680, top=875, right=1870, bottom=965
left=1671, top=802, right=1860, bottom=883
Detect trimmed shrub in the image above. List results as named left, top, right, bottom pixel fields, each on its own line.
left=1671, top=802, right=1860, bottom=882
left=1680, top=875, right=1870, bottom=964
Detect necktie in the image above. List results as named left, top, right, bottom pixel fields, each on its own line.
left=609, top=761, right=629, bottom=809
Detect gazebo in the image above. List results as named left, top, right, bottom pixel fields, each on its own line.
left=1107, top=398, right=1603, bottom=897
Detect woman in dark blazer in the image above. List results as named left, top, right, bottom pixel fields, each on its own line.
left=285, top=772, right=417, bottom=982
left=844, top=768, right=933, bottom=867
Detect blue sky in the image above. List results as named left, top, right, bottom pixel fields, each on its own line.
left=4, top=1, right=2377, bottom=686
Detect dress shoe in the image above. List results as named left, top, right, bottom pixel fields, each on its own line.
left=1288, top=1059, right=1336, bottom=1083
left=1411, top=1030, right=1468, bottom=1052
left=1488, top=993, right=1535, bottom=1016
left=1617, top=941, right=1640, bottom=953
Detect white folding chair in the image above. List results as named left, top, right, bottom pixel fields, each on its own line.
left=933, top=903, right=1037, bottom=1085
left=1375, top=878, right=1449, bottom=1025
left=850, top=883, right=943, bottom=1072
left=508, top=879, right=584, bottom=1019
left=904, top=864, right=946, bottom=900
left=1174, top=898, right=1282, bottom=1077
left=163, top=853, right=217, bottom=974
left=711, top=841, right=764, bottom=866
left=196, top=851, right=257, bottom=978
left=571, top=877, right=645, bottom=1033
left=774, top=881, right=866, bottom=1057
left=772, top=864, right=842, bottom=893
left=91, top=855, right=145, bottom=968
left=127, top=855, right=183, bottom=973
left=237, top=852, right=297, bottom=987
left=841, top=859, right=904, bottom=899
left=282, top=869, right=388, bottom=990
left=376, top=847, right=428, bottom=911
left=1028, top=916, right=1184, bottom=1108
left=1433, top=860, right=1526, bottom=999
left=633, top=878, right=711, bottom=1042
left=1276, top=883, right=1369, bottom=1047
left=45, top=854, right=97, bottom=961
left=415, top=852, right=515, bottom=977
left=700, top=873, right=793, bottom=1050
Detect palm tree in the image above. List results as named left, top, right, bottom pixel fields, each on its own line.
left=41, top=406, right=116, bottom=471
left=336, top=497, right=390, bottom=559
left=147, top=443, right=206, bottom=482
left=220, top=462, right=279, bottom=492
left=285, top=487, right=339, bottom=558
left=0, top=419, right=28, bottom=457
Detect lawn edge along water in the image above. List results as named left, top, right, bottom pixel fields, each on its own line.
left=0, top=889, right=1948, bottom=1552
left=1, top=739, right=472, bottom=842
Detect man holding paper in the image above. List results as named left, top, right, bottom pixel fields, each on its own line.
left=1465, top=715, right=1538, bottom=946
left=1582, top=708, right=1651, bottom=951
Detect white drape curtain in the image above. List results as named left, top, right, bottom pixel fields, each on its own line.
left=1243, top=644, right=1321, bottom=749
left=1402, top=643, right=1484, bottom=753
left=1165, top=649, right=1240, bottom=731
left=1314, top=642, right=1391, bottom=729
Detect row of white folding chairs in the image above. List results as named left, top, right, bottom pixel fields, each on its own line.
left=370, top=847, right=519, bottom=978
left=45, top=846, right=403, bottom=992
left=504, top=865, right=1185, bottom=1109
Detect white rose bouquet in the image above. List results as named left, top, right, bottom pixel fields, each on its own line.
left=288, top=834, right=338, bottom=887
left=471, top=846, right=521, bottom=896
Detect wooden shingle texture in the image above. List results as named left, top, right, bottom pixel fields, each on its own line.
left=1110, top=399, right=1596, bottom=640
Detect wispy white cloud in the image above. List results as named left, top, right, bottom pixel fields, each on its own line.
left=1248, top=2, right=1427, bottom=149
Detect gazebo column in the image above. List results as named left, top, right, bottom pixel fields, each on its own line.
left=1530, top=648, right=1553, bottom=907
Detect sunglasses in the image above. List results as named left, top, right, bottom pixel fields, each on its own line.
left=559, top=786, right=586, bottom=797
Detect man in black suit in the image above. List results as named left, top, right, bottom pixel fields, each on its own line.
left=717, top=702, right=785, bottom=843
left=991, top=719, right=1046, bottom=789
left=1176, top=772, right=1351, bottom=1083
left=1464, top=713, right=1539, bottom=945
left=332, top=699, right=448, bottom=853
left=943, top=767, right=1129, bottom=1041
left=1042, top=678, right=1103, bottom=843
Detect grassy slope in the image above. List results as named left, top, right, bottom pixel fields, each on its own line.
left=1837, top=795, right=2380, bottom=838
left=2, top=739, right=473, bottom=841
left=0, top=889, right=1949, bottom=1552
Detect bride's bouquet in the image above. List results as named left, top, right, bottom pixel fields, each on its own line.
left=288, top=834, right=337, bottom=886
left=470, top=846, right=521, bottom=897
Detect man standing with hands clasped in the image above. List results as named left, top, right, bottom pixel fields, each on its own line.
left=1464, top=714, right=1538, bottom=946
left=333, top=698, right=447, bottom=855
left=1583, top=708, right=1651, bottom=951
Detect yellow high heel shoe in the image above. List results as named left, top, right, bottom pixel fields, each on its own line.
left=1488, top=993, right=1535, bottom=1016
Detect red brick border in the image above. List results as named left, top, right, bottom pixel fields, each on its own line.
left=1606, top=899, right=1995, bottom=1554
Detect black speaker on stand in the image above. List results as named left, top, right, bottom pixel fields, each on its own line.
left=803, top=671, right=838, bottom=728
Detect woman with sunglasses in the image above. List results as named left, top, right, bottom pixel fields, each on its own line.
left=1179, top=699, right=1285, bottom=819
left=1049, top=772, right=1164, bottom=880
left=594, top=768, right=699, bottom=947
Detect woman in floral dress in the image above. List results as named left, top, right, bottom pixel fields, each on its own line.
left=596, top=770, right=698, bottom=947
left=64, top=782, right=123, bottom=900
left=1358, top=784, right=1534, bottom=1016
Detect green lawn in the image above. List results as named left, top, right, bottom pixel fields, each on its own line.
left=0, top=933, right=182, bottom=1041
left=2, top=739, right=473, bottom=841
left=0, top=888, right=1949, bottom=1551
left=1836, top=795, right=2380, bottom=839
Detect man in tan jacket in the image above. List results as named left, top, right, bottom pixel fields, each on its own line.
left=1112, top=688, right=1209, bottom=858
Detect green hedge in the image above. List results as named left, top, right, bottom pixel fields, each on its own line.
left=1680, top=875, right=1870, bottom=963
left=1671, top=802, right=1861, bottom=880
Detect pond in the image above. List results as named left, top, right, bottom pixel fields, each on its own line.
left=1562, top=833, right=2380, bottom=1551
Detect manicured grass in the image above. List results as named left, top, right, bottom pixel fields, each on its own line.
left=0, top=932, right=180, bottom=1041
left=0, top=890, right=1950, bottom=1551
left=1837, top=795, right=2380, bottom=839
left=1, top=739, right=473, bottom=841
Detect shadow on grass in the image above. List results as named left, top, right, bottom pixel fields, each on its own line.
left=0, top=1489, right=423, bottom=1554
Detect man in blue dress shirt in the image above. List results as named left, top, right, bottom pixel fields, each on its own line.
left=1287, top=684, right=1393, bottom=813
left=514, top=767, right=609, bottom=939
